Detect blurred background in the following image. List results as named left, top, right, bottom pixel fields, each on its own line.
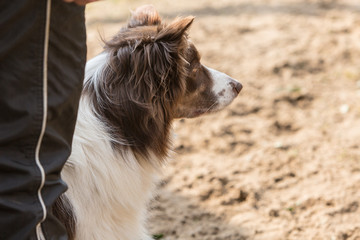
left=85, top=0, right=360, bottom=239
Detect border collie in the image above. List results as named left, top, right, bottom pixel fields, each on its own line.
left=54, top=5, right=242, bottom=240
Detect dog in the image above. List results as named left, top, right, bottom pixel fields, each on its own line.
left=53, top=5, right=242, bottom=240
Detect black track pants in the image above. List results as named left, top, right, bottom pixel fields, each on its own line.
left=0, top=0, right=86, bottom=239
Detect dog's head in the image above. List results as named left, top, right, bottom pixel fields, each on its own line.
left=85, top=5, right=242, bottom=159
left=104, top=5, right=242, bottom=119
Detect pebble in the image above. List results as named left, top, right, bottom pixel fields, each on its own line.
left=339, top=104, right=349, bottom=114
left=274, top=141, right=283, bottom=149
left=340, top=104, right=350, bottom=114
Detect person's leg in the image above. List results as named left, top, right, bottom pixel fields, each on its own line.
left=40, top=0, right=87, bottom=239
left=0, top=0, right=86, bottom=239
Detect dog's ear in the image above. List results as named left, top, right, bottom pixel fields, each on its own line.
left=156, top=16, right=195, bottom=43
left=128, top=5, right=162, bottom=28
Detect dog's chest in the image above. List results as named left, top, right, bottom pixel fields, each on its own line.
left=61, top=113, right=160, bottom=240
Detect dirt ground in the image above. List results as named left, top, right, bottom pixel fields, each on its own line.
left=85, top=0, right=360, bottom=239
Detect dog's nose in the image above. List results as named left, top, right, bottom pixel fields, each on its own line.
left=230, top=81, right=243, bottom=95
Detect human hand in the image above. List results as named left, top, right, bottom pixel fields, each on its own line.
left=63, top=0, right=100, bottom=5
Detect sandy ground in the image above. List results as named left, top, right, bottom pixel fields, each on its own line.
left=85, top=0, right=360, bottom=239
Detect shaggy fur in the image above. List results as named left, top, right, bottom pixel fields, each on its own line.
left=54, top=5, right=242, bottom=240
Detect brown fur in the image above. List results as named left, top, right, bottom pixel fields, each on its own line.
left=174, top=44, right=218, bottom=118
left=83, top=7, right=195, bottom=162
left=128, top=5, right=162, bottom=28
left=53, top=195, right=76, bottom=240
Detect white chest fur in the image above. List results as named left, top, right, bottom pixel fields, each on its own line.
left=62, top=97, right=159, bottom=240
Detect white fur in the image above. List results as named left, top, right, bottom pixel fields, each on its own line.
left=205, top=66, right=240, bottom=109
left=84, top=51, right=108, bottom=84
left=62, top=58, right=161, bottom=240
